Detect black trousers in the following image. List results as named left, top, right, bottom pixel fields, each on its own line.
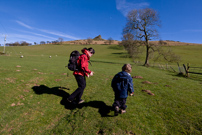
left=68, top=75, right=86, bottom=102
left=112, top=98, right=127, bottom=110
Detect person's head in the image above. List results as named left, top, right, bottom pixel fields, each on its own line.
left=86, top=47, right=95, bottom=57
left=122, top=64, right=132, bottom=73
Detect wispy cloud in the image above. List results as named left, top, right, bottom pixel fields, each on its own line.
left=37, top=29, right=80, bottom=40
left=16, top=20, right=33, bottom=29
left=14, top=29, right=57, bottom=40
left=6, top=34, right=52, bottom=43
left=116, top=0, right=149, bottom=17
left=15, top=20, right=80, bottom=40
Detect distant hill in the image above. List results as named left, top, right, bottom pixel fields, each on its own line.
left=63, top=35, right=121, bottom=45
left=150, top=40, right=202, bottom=46
left=63, top=36, right=202, bottom=45
left=93, top=35, right=104, bottom=41
left=63, top=40, right=120, bottom=45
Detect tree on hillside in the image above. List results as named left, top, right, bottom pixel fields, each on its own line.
left=121, top=33, right=143, bottom=59
left=153, top=40, right=181, bottom=62
left=58, top=38, right=64, bottom=44
left=11, top=42, right=20, bottom=46
left=51, top=40, right=59, bottom=44
left=122, top=8, right=160, bottom=66
left=108, top=37, right=114, bottom=45
left=20, top=41, right=30, bottom=46
left=40, top=41, right=46, bottom=45
left=6, top=41, right=31, bottom=46
left=87, top=37, right=93, bottom=44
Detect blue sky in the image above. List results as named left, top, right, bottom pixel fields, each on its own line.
left=0, top=0, right=202, bottom=45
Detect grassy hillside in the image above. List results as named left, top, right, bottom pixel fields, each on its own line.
left=0, top=44, right=202, bottom=134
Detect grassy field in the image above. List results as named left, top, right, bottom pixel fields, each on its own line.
left=0, top=44, right=202, bottom=134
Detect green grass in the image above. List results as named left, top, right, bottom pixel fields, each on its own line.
left=0, top=44, right=202, bottom=134
left=170, top=45, right=202, bottom=66
left=131, top=45, right=202, bottom=65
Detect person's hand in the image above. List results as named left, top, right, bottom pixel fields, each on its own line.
left=89, top=71, right=94, bottom=76
left=130, top=92, right=134, bottom=96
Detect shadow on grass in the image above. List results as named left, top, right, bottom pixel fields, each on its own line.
left=61, top=100, right=114, bottom=117
left=32, top=85, right=114, bottom=117
left=32, top=85, right=70, bottom=98
left=77, top=101, right=113, bottom=117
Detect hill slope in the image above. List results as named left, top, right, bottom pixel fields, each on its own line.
left=0, top=44, right=202, bottom=134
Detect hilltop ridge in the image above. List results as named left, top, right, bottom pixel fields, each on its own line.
left=62, top=35, right=202, bottom=45
left=63, top=36, right=202, bottom=46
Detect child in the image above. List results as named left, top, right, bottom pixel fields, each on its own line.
left=111, top=64, right=134, bottom=116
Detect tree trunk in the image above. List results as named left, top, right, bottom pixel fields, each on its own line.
left=144, top=45, right=149, bottom=66
left=144, top=37, right=150, bottom=66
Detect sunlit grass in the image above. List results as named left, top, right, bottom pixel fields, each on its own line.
left=0, top=44, right=202, bottom=134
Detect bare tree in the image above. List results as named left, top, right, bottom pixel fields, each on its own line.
left=153, top=40, right=181, bottom=62
left=40, top=41, right=46, bottom=45
left=108, top=37, right=114, bottom=45
left=123, top=8, right=160, bottom=66
left=10, top=42, right=20, bottom=46
left=6, top=41, right=30, bottom=46
left=87, top=37, right=93, bottom=44
left=58, top=38, right=64, bottom=44
left=52, top=40, right=59, bottom=44
left=20, top=41, right=30, bottom=46
left=121, top=33, right=143, bottom=58
left=47, top=41, right=51, bottom=44
left=159, top=40, right=167, bottom=45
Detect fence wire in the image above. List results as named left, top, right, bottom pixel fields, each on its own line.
left=134, top=61, right=202, bottom=81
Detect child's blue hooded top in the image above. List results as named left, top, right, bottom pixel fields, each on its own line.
left=111, top=71, right=134, bottom=99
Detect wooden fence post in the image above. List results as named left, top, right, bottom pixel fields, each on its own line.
left=187, top=63, right=190, bottom=77
left=177, top=62, right=181, bottom=73
left=170, top=66, right=176, bottom=72
left=183, top=64, right=188, bottom=77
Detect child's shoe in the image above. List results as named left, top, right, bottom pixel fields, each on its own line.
left=114, top=106, right=119, bottom=116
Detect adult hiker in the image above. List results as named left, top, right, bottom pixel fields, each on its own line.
left=67, top=47, right=95, bottom=104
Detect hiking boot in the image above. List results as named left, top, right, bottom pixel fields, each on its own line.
left=114, top=106, right=119, bottom=116
left=121, top=109, right=126, bottom=114
left=78, top=99, right=84, bottom=104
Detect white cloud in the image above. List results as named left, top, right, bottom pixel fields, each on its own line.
left=15, top=29, right=57, bottom=40
left=15, top=20, right=80, bottom=40
left=16, top=21, right=33, bottom=29
left=6, top=34, right=54, bottom=43
left=116, top=0, right=149, bottom=17
left=37, top=29, right=80, bottom=40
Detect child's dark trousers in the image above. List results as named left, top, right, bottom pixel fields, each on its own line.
left=112, top=98, right=127, bottom=110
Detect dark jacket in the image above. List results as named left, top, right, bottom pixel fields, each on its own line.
left=73, top=49, right=92, bottom=76
left=111, top=71, right=134, bottom=99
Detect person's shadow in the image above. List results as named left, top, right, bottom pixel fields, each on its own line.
left=32, top=85, right=113, bottom=117
left=76, top=101, right=113, bottom=117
